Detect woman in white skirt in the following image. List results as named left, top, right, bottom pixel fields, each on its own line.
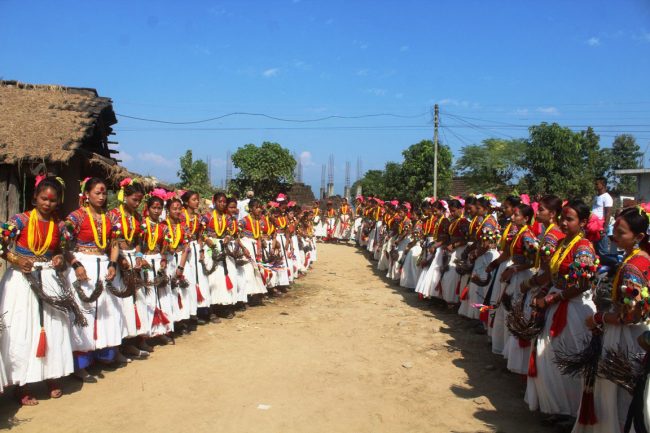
left=225, top=197, right=248, bottom=309
left=271, top=194, right=295, bottom=291
left=238, top=199, right=269, bottom=304
left=501, top=204, right=539, bottom=374
left=324, top=201, right=337, bottom=242
left=524, top=200, right=597, bottom=421
left=570, top=207, right=650, bottom=432
left=312, top=201, right=326, bottom=242
left=400, top=209, right=426, bottom=289
left=335, top=198, right=353, bottom=242
left=461, top=226, right=500, bottom=320
left=484, top=195, right=522, bottom=353
left=353, top=197, right=365, bottom=246
left=387, top=204, right=412, bottom=281
left=162, top=197, right=191, bottom=330
left=140, top=192, right=175, bottom=341
left=416, top=201, right=449, bottom=299
left=65, top=177, right=126, bottom=382
left=107, top=178, right=150, bottom=359
left=366, top=199, right=384, bottom=256
left=181, top=190, right=211, bottom=324
left=201, top=193, right=239, bottom=318
left=442, top=199, right=473, bottom=305
left=0, top=177, right=76, bottom=404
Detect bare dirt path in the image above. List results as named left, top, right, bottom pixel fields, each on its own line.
left=0, top=243, right=547, bottom=433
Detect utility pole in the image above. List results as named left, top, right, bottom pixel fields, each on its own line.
left=433, top=104, right=439, bottom=199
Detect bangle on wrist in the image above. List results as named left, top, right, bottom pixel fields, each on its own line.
left=177, top=266, right=184, bottom=271
left=135, top=252, right=144, bottom=258
left=72, top=261, right=83, bottom=270
left=108, top=261, right=117, bottom=269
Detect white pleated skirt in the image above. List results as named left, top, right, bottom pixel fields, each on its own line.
left=68, top=252, right=124, bottom=352
left=400, top=243, right=422, bottom=289
left=0, top=262, right=74, bottom=385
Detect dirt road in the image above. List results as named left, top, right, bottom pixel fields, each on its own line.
left=0, top=243, right=547, bottom=433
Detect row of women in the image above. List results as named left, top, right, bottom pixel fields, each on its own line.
left=354, top=194, right=650, bottom=433
left=312, top=198, right=355, bottom=242
left=0, top=176, right=317, bottom=406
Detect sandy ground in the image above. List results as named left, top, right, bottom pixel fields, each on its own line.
left=0, top=243, right=549, bottom=433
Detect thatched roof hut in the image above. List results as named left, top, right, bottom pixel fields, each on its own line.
left=0, top=80, right=168, bottom=221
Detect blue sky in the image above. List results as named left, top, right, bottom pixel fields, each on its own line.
left=2, top=0, right=650, bottom=195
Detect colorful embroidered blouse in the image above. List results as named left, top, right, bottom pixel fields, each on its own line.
left=8, top=212, right=63, bottom=259
left=65, top=207, right=115, bottom=252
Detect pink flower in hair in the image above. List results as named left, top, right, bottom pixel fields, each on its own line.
left=520, top=194, right=531, bottom=205
left=35, top=174, right=46, bottom=187
left=119, top=178, right=133, bottom=188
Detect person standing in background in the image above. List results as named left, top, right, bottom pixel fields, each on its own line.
left=592, top=177, right=615, bottom=268
left=237, top=191, right=254, bottom=221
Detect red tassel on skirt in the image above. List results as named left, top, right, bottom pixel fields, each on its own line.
left=134, top=305, right=141, bottom=330
left=93, top=318, right=98, bottom=341
left=528, top=346, right=537, bottom=377
left=152, top=308, right=170, bottom=326
left=518, top=338, right=531, bottom=348
left=225, top=274, right=234, bottom=290
left=36, top=327, right=47, bottom=358
left=177, top=293, right=183, bottom=309
left=578, top=390, right=598, bottom=425
left=460, top=286, right=469, bottom=301
left=196, top=284, right=205, bottom=303
left=550, top=299, right=569, bottom=338
left=455, top=279, right=462, bottom=295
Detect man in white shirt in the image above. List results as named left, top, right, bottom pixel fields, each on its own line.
left=237, top=190, right=254, bottom=220
left=592, top=177, right=615, bottom=268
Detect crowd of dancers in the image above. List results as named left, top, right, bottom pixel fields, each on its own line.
left=353, top=192, right=650, bottom=433
left=0, top=176, right=319, bottom=405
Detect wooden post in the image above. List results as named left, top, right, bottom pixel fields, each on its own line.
left=0, top=164, right=20, bottom=278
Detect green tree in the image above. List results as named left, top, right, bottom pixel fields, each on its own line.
left=381, top=162, right=405, bottom=199
left=455, top=138, right=526, bottom=195
left=606, top=134, right=642, bottom=194
left=177, top=150, right=214, bottom=197
left=230, top=141, right=296, bottom=200
left=521, top=123, right=604, bottom=199
left=352, top=169, right=385, bottom=197
left=400, top=139, right=452, bottom=203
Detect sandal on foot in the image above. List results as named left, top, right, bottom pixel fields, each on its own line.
left=73, top=369, right=98, bottom=383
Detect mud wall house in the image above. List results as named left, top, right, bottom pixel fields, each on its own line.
left=0, top=80, right=166, bottom=274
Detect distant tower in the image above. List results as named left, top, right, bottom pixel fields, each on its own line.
left=225, top=150, right=233, bottom=191
left=356, top=157, right=363, bottom=181
left=356, top=157, right=363, bottom=198
left=293, top=152, right=303, bottom=183
left=327, top=154, right=335, bottom=197
left=344, top=161, right=351, bottom=200
left=320, top=164, right=326, bottom=200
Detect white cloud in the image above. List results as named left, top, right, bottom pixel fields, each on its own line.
left=438, top=98, right=478, bottom=108
left=299, top=151, right=315, bottom=166
left=365, top=88, right=387, bottom=96
left=262, top=68, right=279, bottom=77
left=536, top=106, right=560, bottom=115
left=586, top=37, right=600, bottom=47
left=118, top=150, right=133, bottom=162
left=400, top=45, right=409, bottom=52
left=138, top=152, right=174, bottom=167
left=513, top=108, right=529, bottom=116
left=293, top=59, right=311, bottom=70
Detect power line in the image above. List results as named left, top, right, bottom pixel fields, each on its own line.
left=116, top=111, right=429, bottom=125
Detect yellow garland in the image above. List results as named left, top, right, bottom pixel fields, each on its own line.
left=265, top=216, right=275, bottom=235
left=119, top=204, right=136, bottom=243
left=611, top=248, right=641, bottom=302
left=166, top=218, right=182, bottom=249
left=509, top=224, right=529, bottom=256
left=184, top=209, right=198, bottom=235
left=247, top=215, right=261, bottom=239
left=277, top=216, right=288, bottom=229
left=145, top=217, right=159, bottom=252
left=550, top=234, right=583, bottom=277
left=499, top=222, right=513, bottom=251
left=535, top=223, right=556, bottom=268
left=468, top=215, right=480, bottom=235
left=27, top=209, right=54, bottom=256
left=212, top=211, right=227, bottom=237
left=85, top=207, right=107, bottom=249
